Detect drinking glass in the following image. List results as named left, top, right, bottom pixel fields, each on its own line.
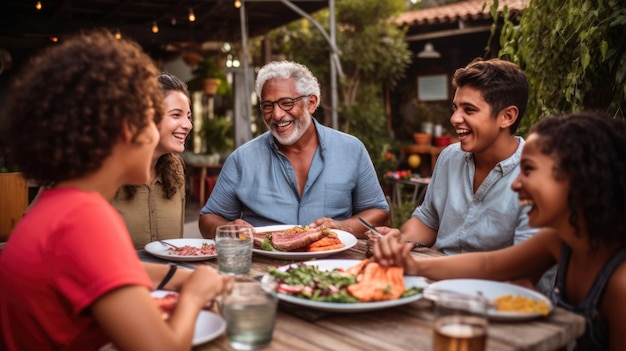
left=215, top=224, right=253, bottom=275
left=222, top=278, right=278, bottom=350
left=432, top=291, right=488, bottom=351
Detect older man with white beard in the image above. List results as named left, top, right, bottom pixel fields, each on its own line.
left=199, top=60, right=389, bottom=239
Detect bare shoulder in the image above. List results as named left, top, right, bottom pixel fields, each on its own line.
left=601, top=260, right=626, bottom=321
left=602, top=260, right=626, bottom=348
left=605, top=261, right=626, bottom=296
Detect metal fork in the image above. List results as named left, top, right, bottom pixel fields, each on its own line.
left=158, top=240, right=179, bottom=249
left=358, top=216, right=429, bottom=249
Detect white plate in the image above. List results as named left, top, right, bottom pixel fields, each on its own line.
left=99, top=291, right=225, bottom=350
left=427, top=279, right=553, bottom=321
left=261, top=259, right=429, bottom=313
left=151, top=290, right=226, bottom=345
left=144, top=238, right=217, bottom=262
left=252, top=225, right=358, bottom=260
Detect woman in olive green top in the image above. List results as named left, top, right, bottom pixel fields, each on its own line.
left=112, top=73, right=192, bottom=249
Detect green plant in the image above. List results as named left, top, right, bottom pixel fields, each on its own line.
left=192, top=57, right=224, bottom=79
left=187, top=57, right=231, bottom=96
left=391, top=200, right=416, bottom=228
left=492, top=0, right=626, bottom=133
left=201, top=117, right=234, bottom=154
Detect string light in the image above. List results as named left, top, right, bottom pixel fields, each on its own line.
left=188, top=8, right=196, bottom=22
left=234, top=0, right=242, bottom=8
left=50, top=36, right=58, bottom=43
left=152, top=21, right=159, bottom=34
left=115, top=29, right=122, bottom=40
left=35, top=1, right=42, bottom=10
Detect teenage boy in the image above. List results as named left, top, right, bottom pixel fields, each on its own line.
left=376, top=58, right=553, bottom=291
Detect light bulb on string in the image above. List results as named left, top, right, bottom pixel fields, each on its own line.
left=115, top=29, right=122, bottom=40
left=35, top=1, right=42, bottom=10
left=188, top=8, right=196, bottom=22
left=234, top=0, right=242, bottom=9
left=152, top=21, right=159, bottom=34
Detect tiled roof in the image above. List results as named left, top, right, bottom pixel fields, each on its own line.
left=397, top=0, right=529, bottom=26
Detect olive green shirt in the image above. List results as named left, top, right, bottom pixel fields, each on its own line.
left=111, top=176, right=185, bottom=250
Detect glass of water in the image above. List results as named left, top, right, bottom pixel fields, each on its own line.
left=222, top=278, right=278, bottom=350
left=215, top=224, right=253, bottom=275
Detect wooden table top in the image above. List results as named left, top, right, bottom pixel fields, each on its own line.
left=181, top=240, right=584, bottom=351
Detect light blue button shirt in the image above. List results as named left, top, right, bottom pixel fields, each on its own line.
left=200, top=119, right=389, bottom=226
left=413, top=137, right=537, bottom=255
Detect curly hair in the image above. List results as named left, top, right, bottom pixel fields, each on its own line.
left=530, top=112, right=626, bottom=251
left=120, top=72, right=189, bottom=200
left=452, top=58, right=529, bottom=134
left=1, top=29, right=162, bottom=186
left=254, top=60, right=321, bottom=111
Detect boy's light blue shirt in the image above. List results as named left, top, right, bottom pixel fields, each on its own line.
left=413, top=136, right=537, bottom=254
left=200, top=119, right=389, bottom=226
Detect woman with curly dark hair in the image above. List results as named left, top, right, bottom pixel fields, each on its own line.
left=112, top=72, right=193, bottom=249
left=0, top=30, right=231, bottom=351
left=373, top=112, right=626, bottom=350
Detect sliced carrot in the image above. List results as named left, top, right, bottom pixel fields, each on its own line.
left=308, top=243, right=345, bottom=252
left=307, top=236, right=341, bottom=249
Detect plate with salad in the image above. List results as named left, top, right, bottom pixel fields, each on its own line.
left=262, top=259, right=428, bottom=312
left=252, top=225, right=357, bottom=260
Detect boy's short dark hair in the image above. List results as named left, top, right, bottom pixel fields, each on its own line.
left=452, top=58, right=529, bottom=134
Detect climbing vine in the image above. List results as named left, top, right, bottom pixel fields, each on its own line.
left=492, top=0, right=626, bottom=133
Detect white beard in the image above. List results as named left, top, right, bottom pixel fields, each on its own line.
left=267, top=110, right=312, bottom=146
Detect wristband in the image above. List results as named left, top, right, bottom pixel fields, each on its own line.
left=157, top=264, right=177, bottom=290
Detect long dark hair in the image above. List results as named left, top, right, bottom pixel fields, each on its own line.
left=119, top=73, right=190, bottom=200
left=531, top=112, right=626, bottom=251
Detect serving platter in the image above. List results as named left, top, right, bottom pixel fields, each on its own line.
left=427, top=279, right=553, bottom=321
left=252, top=225, right=357, bottom=260
left=261, top=259, right=429, bottom=312
left=144, top=238, right=217, bottom=262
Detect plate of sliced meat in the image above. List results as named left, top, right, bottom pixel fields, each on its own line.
left=252, top=225, right=357, bottom=260
left=144, top=238, right=217, bottom=261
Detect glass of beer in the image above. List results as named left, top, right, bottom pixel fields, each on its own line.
left=432, top=291, right=488, bottom=351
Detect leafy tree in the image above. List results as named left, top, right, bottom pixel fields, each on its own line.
left=494, top=0, right=626, bottom=133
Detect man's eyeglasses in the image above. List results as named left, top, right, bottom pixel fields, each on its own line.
left=258, top=95, right=310, bottom=114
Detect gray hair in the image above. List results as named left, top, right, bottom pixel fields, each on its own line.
left=254, top=61, right=321, bottom=110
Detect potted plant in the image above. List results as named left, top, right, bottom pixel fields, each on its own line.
left=189, top=57, right=229, bottom=96
left=200, top=116, right=234, bottom=160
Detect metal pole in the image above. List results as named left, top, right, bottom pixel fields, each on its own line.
left=236, top=0, right=252, bottom=146
left=329, top=0, right=337, bottom=129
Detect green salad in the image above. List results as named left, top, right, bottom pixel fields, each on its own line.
left=268, top=263, right=422, bottom=303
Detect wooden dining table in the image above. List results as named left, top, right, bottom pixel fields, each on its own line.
left=146, top=239, right=585, bottom=351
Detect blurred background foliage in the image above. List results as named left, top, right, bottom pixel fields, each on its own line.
left=494, top=0, right=626, bottom=134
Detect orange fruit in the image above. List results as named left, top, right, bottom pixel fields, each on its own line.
left=408, top=154, right=421, bottom=168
